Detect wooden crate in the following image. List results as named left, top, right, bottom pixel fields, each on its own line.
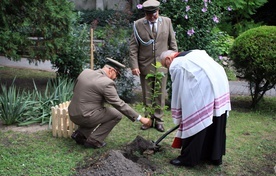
left=51, top=101, right=78, bottom=138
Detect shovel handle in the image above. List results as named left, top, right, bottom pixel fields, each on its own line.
left=154, top=124, right=180, bottom=145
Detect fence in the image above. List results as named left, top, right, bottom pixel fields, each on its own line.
left=51, top=101, right=78, bottom=138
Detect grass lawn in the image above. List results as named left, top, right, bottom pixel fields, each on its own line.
left=0, top=66, right=56, bottom=92
left=0, top=67, right=275, bottom=175
left=0, top=99, right=275, bottom=175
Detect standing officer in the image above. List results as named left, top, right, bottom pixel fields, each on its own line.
left=129, top=0, right=178, bottom=132
left=68, top=58, right=152, bottom=149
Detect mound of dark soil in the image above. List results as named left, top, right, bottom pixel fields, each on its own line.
left=75, top=136, right=160, bottom=176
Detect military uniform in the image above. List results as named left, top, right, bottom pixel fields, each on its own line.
left=129, top=0, right=178, bottom=130
left=68, top=59, right=140, bottom=147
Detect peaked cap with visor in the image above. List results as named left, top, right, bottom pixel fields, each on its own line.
left=105, top=58, right=125, bottom=76
left=142, top=0, right=160, bottom=13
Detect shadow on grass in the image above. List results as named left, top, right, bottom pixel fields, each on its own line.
left=230, top=95, right=276, bottom=118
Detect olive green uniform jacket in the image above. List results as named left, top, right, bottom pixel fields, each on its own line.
left=129, top=16, right=177, bottom=121
left=129, top=16, right=178, bottom=75
left=68, top=69, right=139, bottom=142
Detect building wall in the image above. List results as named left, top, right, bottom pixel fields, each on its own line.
left=70, top=0, right=140, bottom=11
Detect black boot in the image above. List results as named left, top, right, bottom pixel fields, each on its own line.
left=71, top=130, right=86, bottom=145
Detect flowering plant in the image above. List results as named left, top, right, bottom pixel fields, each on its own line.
left=136, top=4, right=143, bottom=9
left=159, top=0, right=233, bottom=101
left=160, top=0, right=232, bottom=60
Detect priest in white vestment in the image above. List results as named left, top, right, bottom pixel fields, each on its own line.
left=159, top=49, right=231, bottom=167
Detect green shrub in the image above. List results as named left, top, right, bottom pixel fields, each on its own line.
left=159, top=0, right=235, bottom=101
left=47, top=77, right=75, bottom=104
left=80, top=10, right=115, bottom=27
left=80, top=9, right=132, bottom=28
left=207, top=28, right=234, bottom=57
left=0, top=0, right=76, bottom=61
left=0, top=77, right=74, bottom=126
left=0, top=82, right=31, bottom=125
left=229, top=25, right=276, bottom=108
left=160, top=0, right=225, bottom=59
left=217, top=0, right=268, bottom=37
left=17, top=86, right=57, bottom=126
left=207, top=28, right=236, bottom=80
left=17, top=77, right=75, bottom=126
left=52, top=22, right=91, bottom=79
left=94, top=35, right=137, bottom=102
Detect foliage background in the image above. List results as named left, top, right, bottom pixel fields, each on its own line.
left=0, top=0, right=75, bottom=61
left=0, top=1, right=276, bottom=174
left=229, top=25, right=276, bottom=108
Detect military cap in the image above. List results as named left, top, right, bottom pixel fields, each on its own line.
left=105, top=58, right=125, bottom=75
left=142, top=0, right=160, bottom=13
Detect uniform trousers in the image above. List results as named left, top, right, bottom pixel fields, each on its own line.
left=70, top=107, right=122, bottom=143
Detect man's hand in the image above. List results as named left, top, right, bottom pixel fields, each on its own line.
left=131, top=68, right=140, bottom=76
left=140, top=117, right=152, bottom=127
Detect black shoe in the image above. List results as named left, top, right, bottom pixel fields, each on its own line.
left=71, top=130, right=86, bottom=145
left=84, top=139, right=106, bottom=149
left=170, top=159, right=185, bottom=166
left=155, top=124, right=165, bottom=132
left=170, top=158, right=194, bottom=167
left=211, top=159, right=222, bottom=166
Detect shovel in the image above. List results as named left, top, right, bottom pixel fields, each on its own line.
left=150, top=124, right=180, bottom=151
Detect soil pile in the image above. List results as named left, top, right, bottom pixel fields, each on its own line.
left=75, top=136, right=160, bottom=176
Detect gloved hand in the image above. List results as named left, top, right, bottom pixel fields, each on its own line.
left=140, top=117, right=152, bottom=127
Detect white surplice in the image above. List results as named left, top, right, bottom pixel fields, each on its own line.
left=170, top=50, right=231, bottom=139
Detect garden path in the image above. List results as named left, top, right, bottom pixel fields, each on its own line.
left=1, top=56, right=275, bottom=97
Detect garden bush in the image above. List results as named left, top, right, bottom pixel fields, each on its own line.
left=17, top=77, right=75, bottom=126
left=52, top=21, right=91, bottom=79
left=94, top=26, right=137, bottom=102
left=80, top=10, right=117, bottom=26
left=0, top=0, right=76, bottom=61
left=0, top=77, right=75, bottom=126
left=0, top=82, right=31, bottom=125
left=229, top=25, right=276, bottom=108
left=158, top=0, right=235, bottom=101
left=217, top=0, right=268, bottom=37
left=160, top=0, right=228, bottom=60
left=80, top=9, right=131, bottom=28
